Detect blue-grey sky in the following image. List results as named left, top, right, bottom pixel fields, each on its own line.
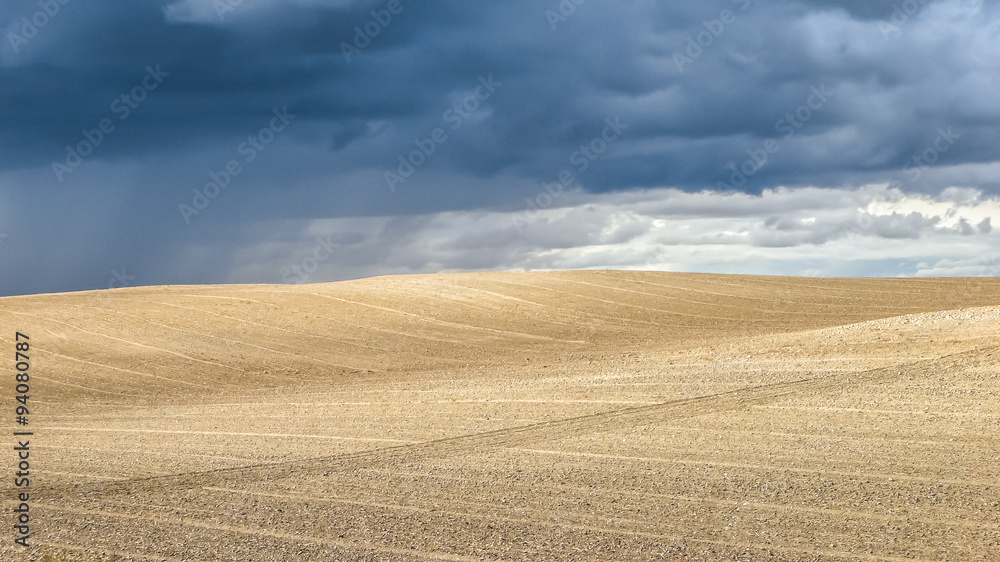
left=2, top=0, right=999, bottom=296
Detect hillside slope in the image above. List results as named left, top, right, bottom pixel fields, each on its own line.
left=1, top=271, right=998, bottom=560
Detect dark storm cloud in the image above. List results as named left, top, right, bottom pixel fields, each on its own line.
left=793, top=0, right=934, bottom=19
left=1, top=0, right=999, bottom=295
left=5, top=0, right=998, bottom=188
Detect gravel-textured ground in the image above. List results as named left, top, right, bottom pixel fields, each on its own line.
left=2, top=271, right=998, bottom=560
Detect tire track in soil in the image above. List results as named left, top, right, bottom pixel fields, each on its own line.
left=489, top=279, right=739, bottom=321
left=36, top=345, right=993, bottom=502
left=7, top=310, right=242, bottom=373
left=74, top=304, right=347, bottom=381
left=151, top=301, right=380, bottom=372
left=41, top=488, right=929, bottom=562
left=349, top=468, right=998, bottom=531
left=30, top=374, right=142, bottom=397
left=35, top=346, right=214, bottom=389
left=37, top=427, right=417, bottom=444
left=200, top=486, right=929, bottom=562
left=39, top=444, right=251, bottom=462
left=35, top=505, right=480, bottom=562
left=512, top=448, right=1000, bottom=487
left=211, top=468, right=999, bottom=535
left=302, top=291, right=586, bottom=344
left=28, top=541, right=189, bottom=562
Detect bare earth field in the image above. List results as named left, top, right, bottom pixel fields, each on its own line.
left=1, top=271, right=999, bottom=561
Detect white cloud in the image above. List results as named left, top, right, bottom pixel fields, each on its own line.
left=214, top=184, right=1000, bottom=283
left=915, top=254, right=1000, bottom=277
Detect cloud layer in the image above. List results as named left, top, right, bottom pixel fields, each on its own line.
left=185, top=184, right=1000, bottom=287
left=1, top=0, right=999, bottom=294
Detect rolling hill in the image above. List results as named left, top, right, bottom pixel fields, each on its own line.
left=2, top=271, right=999, bottom=560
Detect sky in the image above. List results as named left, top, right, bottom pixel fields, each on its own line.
left=1, top=0, right=999, bottom=296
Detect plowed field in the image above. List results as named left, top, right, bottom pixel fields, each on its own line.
left=2, top=271, right=998, bottom=560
